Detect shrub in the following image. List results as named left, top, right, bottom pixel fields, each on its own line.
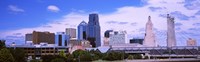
left=51, top=58, right=65, bottom=62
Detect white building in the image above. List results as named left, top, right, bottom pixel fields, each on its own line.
left=109, top=31, right=127, bottom=45
left=167, top=14, right=176, bottom=47
left=143, top=16, right=156, bottom=47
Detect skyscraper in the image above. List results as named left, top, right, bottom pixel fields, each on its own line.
left=167, top=14, right=176, bottom=47
left=66, top=28, right=76, bottom=38
left=55, top=32, right=69, bottom=46
left=87, top=13, right=101, bottom=47
left=143, top=16, right=156, bottom=47
left=78, top=21, right=88, bottom=40
left=25, top=33, right=32, bottom=43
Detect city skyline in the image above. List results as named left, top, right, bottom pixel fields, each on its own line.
left=0, top=0, right=200, bottom=46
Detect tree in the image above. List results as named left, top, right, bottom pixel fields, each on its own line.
left=66, top=54, right=75, bottom=62
left=41, top=55, right=56, bottom=62
left=59, top=50, right=67, bottom=58
left=127, top=55, right=134, bottom=60
left=89, top=49, right=102, bottom=60
left=0, top=40, right=6, bottom=49
left=51, top=58, right=65, bottom=62
left=72, top=49, right=92, bottom=61
left=9, top=48, right=26, bottom=62
left=0, top=48, right=15, bottom=62
left=132, top=54, right=142, bottom=59
left=30, top=59, right=41, bottom=62
left=102, top=51, right=123, bottom=61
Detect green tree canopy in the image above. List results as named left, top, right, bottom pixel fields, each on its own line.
left=102, top=51, right=124, bottom=61
left=0, top=48, right=15, bottom=62
left=72, top=49, right=92, bottom=61
left=9, top=48, right=26, bottom=62
left=0, top=40, right=6, bottom=49
left=51, top=58, right=65, bottom=62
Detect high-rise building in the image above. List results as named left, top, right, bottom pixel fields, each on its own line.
left=66, top=28, right=76, bottom=38
left=32, top=31, right=55, bottom=44
left=143, top=16, right=156, bottom=47
left=78, top=21, right=88, bottom=40
left=25, top=33, right=32, bottom=43
left=187, top=38, right=197, bottom=46
left=87, top=13, right=101, bottom=47
left=167, top=14, right=176, bottom=47
left=55, top=32, right=69, bottom=46
left=109, top=31, right=127, bottom=45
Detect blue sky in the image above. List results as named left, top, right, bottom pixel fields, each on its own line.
left=0, top=0, right=144, bottom=30
left=0, top=0, right=200, bottom=46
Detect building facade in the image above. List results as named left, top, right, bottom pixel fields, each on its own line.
left=7, top=45, right=69, bottom=57
left=103, top=30, right=113, bottom=46
left=130, top=38, right=144, bottom=45
left=109, top=31, right=127, bottom=45
left=66, top=28, right=76, bottom=38
left=187, top=38, right=197, bottom=46
left=25, top=33, right=33, bottom=43
left=87, top=13, right=101, bottom=47
left=167, top=14, right=176, bottom=47
left=55, top=32, right=69, bottom=46
left=78, top=21, right=88, bottom=40
left=32, top=31, right=55, bottom=44
left=143, top=16, right=156, bottom=47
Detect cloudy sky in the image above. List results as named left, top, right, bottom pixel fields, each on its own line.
left=0, top=0, right=200, bottom=46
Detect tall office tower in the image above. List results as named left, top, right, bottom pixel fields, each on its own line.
left=78, top=21, right=88, bottom=40
left=87, top=13, right=101, bottom=47
left=32, top=31, right=55, bottom=44
left=66, top=28, right=76, bottom=38
left=187, top=38, right=197, bottom=46
left=143, top=16, right=156, bottom=47
left=55, top=32, right=69, bottom=46
left=25, top=33, right=33, bottom=43
left=109, top=31, right=127, bottom=45
left=167, top=14, right=176, bottom=47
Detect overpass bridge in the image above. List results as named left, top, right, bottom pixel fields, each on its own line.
left=111, top=46, right=200, bottom=58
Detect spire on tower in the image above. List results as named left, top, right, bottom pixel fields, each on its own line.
left=167, top=14, right=170, bottom=18
left=148, top=16, right=151, bottom=20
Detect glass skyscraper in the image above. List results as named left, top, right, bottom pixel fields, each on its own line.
left=87, top=13, right=101, bottom=47
left=78, top=21, right=88, bottom=40
left=55, top=32, right=69, bottom=46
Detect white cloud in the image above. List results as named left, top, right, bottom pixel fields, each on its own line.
left=1, top=0, right=200, bottom=46
left=8, top=5, right=24, bottom=12
left=47, top=5, right=60, bottom=12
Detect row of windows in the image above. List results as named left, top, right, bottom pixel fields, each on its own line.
left=25, top=51, right=68, bottom=53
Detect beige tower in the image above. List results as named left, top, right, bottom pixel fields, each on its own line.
left=187, top=38, right=197, bottom=46
left=66, top=28, right=76, bottom=38
left=144, top=16, right=156, bottom=47
left=167, top=14, right=176, bottom=47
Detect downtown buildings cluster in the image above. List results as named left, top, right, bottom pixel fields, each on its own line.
left=23, top=14, right=197, bottom=48
left=5, top=13, right=198, bottom=59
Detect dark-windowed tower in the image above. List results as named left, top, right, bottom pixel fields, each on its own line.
left=87, top=13, right=101, bottom=47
